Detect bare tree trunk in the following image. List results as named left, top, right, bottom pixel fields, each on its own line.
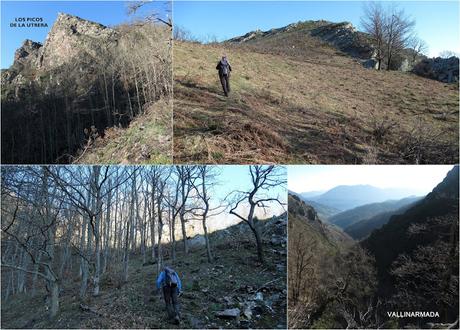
left=150, top=183, right=156, bottom=263
left=79, top=214, right=89, bottom=299
left=102, top=179, right=112, bottom=274
left=49, top=280, right=59, bottom=318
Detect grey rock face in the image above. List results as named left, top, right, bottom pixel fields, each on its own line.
left=413, top=56, right=459, bottom=83
left=311, top=22, right=374, bottom=60
left=187, top=234, right=206, bottom=249
left=39, top=12, right=118, bottom=68
left=13, top=39, right=43, bottom=66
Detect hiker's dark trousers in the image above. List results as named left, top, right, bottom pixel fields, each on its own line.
left=163, top=285, right=180, bottom=319
left=219, top=74, right=230, bottom=96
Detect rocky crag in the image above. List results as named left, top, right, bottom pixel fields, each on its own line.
left=413, top=56, right=459, bottom=83
left=2, top=13, right=170, bottom=164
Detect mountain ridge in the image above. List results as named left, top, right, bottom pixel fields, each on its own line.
left=329, top=195, right=423, bottom=228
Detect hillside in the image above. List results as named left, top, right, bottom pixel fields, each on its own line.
left=344, top=199, right=420, bottom=240
left=226, top=21, right=376, bottom=67
left=1, top=13, right=172, bottom=164
left=74, top=99, right=172, bottom=164
left=288, top=194, right=379, bottom=329
left=288, top=194, right=352, bottom=247
left=363, top=166, right=459, bottom=285
left=287, top=191, right=339, bottom=220
left=1, top=215, right=287, bottom=329
left=173, top=35, right=458, bottom=164
left=362, top=166, right=459, bottom=327
left=329, top=196, right=422, bottom=228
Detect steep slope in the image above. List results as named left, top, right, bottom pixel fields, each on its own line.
left=288, top=194, right=352, bottom=248
left=362, top=166, right=459, bottom=302
left=309, top=185, right=419, bottom=211
left=288, top=194, right=379, bottom=329
left=74, top=99, right=172, bottom=164
left=1, top=216, right=286, bottom=329
left=226, top=21, right=376, bottom=68
left=288, top=190, right=339, bottom=219
left=298, top=200, right=340, bottom=220
left=2, top=13, right=171, bottom=164
left=173, top=39, right=458, bottom=164
left=344, top=198, right=421, bottom=240
left=227, top=20, right=434, bottom=74
left=329, top=196, right=422, bottom=228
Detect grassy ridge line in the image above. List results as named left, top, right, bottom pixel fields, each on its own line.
left=173, top=41, right=458, bottom=164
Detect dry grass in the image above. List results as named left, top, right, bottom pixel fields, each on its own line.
left=75, top=98, right=172, bottom=164
left=173, top=41, right=459, bottom=164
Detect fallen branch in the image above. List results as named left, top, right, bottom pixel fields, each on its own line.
left=79, top=304, right=106, bottom=317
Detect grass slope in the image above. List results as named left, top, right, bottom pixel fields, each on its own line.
left=173, top=41, right=458, bottom=164
left=75, top=99, right=172, bottom=164
left=1, top=218, right=286, bottom=329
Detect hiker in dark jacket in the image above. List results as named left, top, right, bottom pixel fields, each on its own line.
left=216, top=55, right=232, bottom=96
left=156, top=266, right=182, bottom=324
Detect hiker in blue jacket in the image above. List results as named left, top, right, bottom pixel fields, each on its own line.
left=156, top=266, right=182, bottom=324
left=216, top=54, right=232, bottom=96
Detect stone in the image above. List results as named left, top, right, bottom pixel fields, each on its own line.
left=187, top=234, right=206, bottom=249
left=215, top=308, right=241, bottom=319
left=412, top=56, right=459, bottom=83
left=255, top=292, right=264, bottom=301
left=243, top=307, right=253, bottom=320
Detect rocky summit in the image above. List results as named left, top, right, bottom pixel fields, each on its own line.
left=11, top=13, right=117, bottom=69
left=39, top=13, right=118, bottom=68
left=2, top=12, right=171, bottom=164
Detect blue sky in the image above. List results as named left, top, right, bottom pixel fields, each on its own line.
left=1, top=1, right=171, bottom=68
left=174, top=1, right=459, bottom=57
left=185, top=165, right=287, bottom=232
left=288, top=165, right=454, bottom=195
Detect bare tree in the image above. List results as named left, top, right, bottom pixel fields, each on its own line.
left=1, top=166, right=64, bottom=317
left=408, top=35, right=428, bottom=64
left=362, top=3, right=415, bottom=70
left=439, top=50, right=459, bottom=59
left=361, top=2, right=386, bottom=70
left=228, top=165, right=286, bottom=264
left=190, top=166, right=226, bottom=263
left=384, top=6, right=415, bottom=70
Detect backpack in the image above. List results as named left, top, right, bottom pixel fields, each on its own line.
left=164, top=267, right=178, bottom=288
left=220, top=59, right=229, bottom=75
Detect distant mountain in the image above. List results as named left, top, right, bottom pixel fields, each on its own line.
left=289, top=190, right=340, bottom=219
left=299, top=190, right=325, bottom=199
left=308, top=185, right=420, bottom=211
left=362, top=166, right=459, bottom=309
left=344, top=198, right=422, bottom=240
left=329, top=196, right=423, bottom=228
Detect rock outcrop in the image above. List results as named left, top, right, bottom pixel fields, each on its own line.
left=39, top=13, right=118, bottom=68
left=226, top=20, right=458, bottom=79
left=412, top=56, right=459, bottom=83
left=2, top=12, right=170, bottom=164
left=13, top=39, right=42, bottom=66
left=310, top=22, right=375, bottom=63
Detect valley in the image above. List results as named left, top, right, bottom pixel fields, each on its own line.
left=288, top=166, right=459, bottom=328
